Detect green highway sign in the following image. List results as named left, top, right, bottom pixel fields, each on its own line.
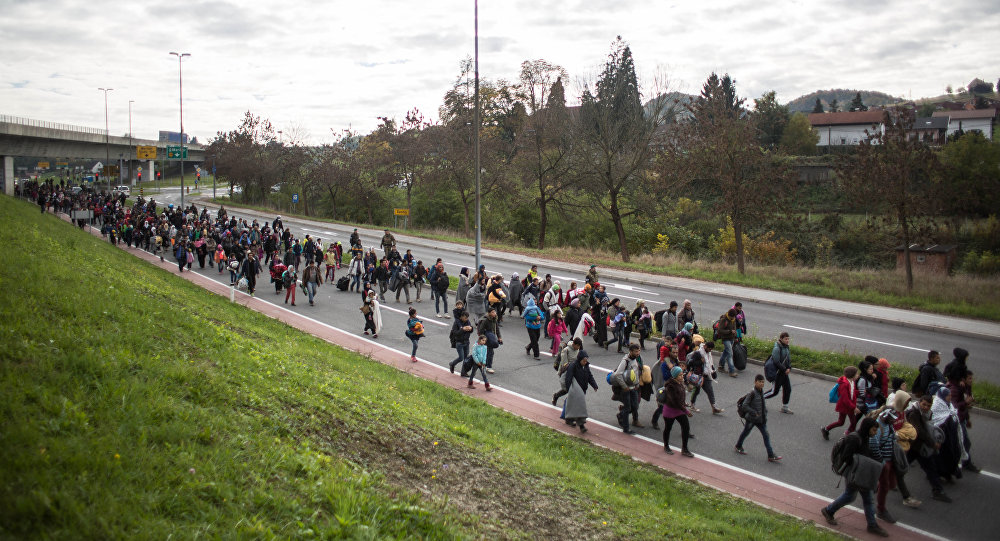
left=167, top=145, right=188, bottom=159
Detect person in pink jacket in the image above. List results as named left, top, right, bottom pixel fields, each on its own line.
left=547, top=310, right=568, bottom=357
left=822, top=365, right=860, bottom=440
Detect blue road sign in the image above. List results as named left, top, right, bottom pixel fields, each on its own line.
left=292, top=193, right=299, bottom=204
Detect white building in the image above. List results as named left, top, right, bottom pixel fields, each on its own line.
left=932, top=109, right=997, bottom=140
left=808, top=111, right=885, bottom=146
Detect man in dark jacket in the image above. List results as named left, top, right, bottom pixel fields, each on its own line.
left=477, top=308, right=502, bottom=373
left=448, top=311, right=475, bottom=377
left=905, top=395, right=951, bottom=502
left=943, top=347, right=969, bottom=384
left=735, top=375, right=782, bottom=462
left=821, top=417, right=889, bottom=537
left=912, top=350, right=945, bottom=398
left=715, top=309, right=739, bottom=377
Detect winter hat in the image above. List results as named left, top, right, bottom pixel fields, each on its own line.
left=512, top=272, right=519, bottom=279
left=877, top=358, right=890, bottom=371
left=669, top=300, right=678, bottom=308
left=953, top=348, right=969, bottom=361
left=892, top=391, right=911, bottom=413
left=670, top=366, right=683, bottom=379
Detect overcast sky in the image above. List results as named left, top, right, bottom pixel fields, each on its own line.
left=2, top=0, right=997, bottom=144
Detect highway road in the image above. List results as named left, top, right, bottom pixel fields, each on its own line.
left=139, top=189, right=1000, bottom=540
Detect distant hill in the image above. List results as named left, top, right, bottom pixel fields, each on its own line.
left=787, top=89, right=901, bottom=113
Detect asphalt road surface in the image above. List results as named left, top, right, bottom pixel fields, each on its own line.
left=145, top=189, right=1000, bottom=540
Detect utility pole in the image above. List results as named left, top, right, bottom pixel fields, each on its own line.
left=170, top=51, right=190, bottom=208
left=128, top=100, right=134, bottom=185
left=98, top=87, right=113, bottom=194
left=473, top=0, right=482, bottom=271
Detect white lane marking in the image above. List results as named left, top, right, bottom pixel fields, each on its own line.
left=783, top=325, right=928, bottom=352
left=983, top=470, right=1000, bottom=481
left=378, top=303, right=449, bottom=327
left=302, top=227, right=337, bottom=236
left=144, top=256, right=954, bottom=541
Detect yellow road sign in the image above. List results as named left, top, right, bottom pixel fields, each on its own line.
left=393, top=208, right=410, bottom=216
left=37, top=161, right=50, bottom=168
left=136, top=146, right=157, bottom=159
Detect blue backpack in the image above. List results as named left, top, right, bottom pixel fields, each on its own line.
left=828, top=383, right=840, bottom=403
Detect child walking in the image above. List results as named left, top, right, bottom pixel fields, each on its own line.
left=405, top=307, right=424, bottom=363
left=468, top=335, right=492, bottom=391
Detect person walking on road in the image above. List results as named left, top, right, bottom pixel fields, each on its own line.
left=240, top=251, right=260, bottom=296
left=523, top=298, right=544, bottom=360
left=361, top=290, right=381, bottom=339
left=432, top=265, right=450, bottom=318
left=448, top=311, right=475, bottom=376
left=301, top=259, right=323, bottom=306
left=735, top=374, right=783, bottom=462
left=905, top=394, right=951, bottom=502
left=688, top=341, right=724, bottom=415
left=477, top=308, right=502, bottom=374
left=282, top=266, right=297, bottom=306
left=660, top=365, right=694, bottom=457
left=404, top=307, right=424, bottom=363
left=823, top=366, right=861, bottom=439
left=551, top=338, right=582, bottom=405
left=763, top=332, right=794, bottom=414
left=562, top=348, right=599, bottom=433
left=547, top=310, right=568, bottom=357
left=467, top=334, right=492, bottom=391
left=174, top=239, right=189, bottom=273
left=820, top=417, right=891, bottom=537
left=714, top=308, right=739, bottom=377
left=612, top=344, right=643, bottom=434
left=380, top=229, right=396, bottom=257
left=912, top=350, right=945, bottom=398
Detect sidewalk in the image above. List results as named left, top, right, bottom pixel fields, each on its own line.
left=194, top=197, right=1000, bottom=339
left=67, top=210, right=941, bottom=541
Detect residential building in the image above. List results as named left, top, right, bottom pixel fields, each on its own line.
left=808, top=110, right=885, bottom=146
left=909, top=116, right=949, bottom=145
left=931, top=109, right=997, bottom=139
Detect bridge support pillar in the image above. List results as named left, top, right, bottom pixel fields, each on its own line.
left=2, top=156, right=13, bottom=196
left=148, top=160, right=155, bottom=185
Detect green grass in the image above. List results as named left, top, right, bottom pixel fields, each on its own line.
left=205, top=197, right=1000, bottom=322
left=0, top=194, right=838, bottom=540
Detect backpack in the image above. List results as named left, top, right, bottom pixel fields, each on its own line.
left=282, top=272, right=294, bottom=288
left=712, top=318, right=721, bottom=338
left=655, top=386, right=669, bottom=405
left=763, top=355, right=777, bottom=382
left=737, top=392, right=751, bottom=417
left=831, top=434, right=855, bottom=476
left=829, top=383, right=840, bottom=403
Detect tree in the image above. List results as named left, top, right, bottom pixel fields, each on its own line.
left=369, top=109, right=432, bottom=221
left=939, top=131, right=1000, bottom=218
left=812, top=98, right=824, bottom=113
left=516, top=60, right=573, bottom=248
left=751, top=90, right=789, bottom=149
left=946, top=84, right=953, bottom=95
left=205, top=111, right=284, bottom=201
left=829, top=99, right=840, bottom=113
left=917, top=102, right=936, bottom=118
left=665, top=74, right=795, bottom=274
left=574, top=37, right=673, bottom=262
left=780, top=113, right=819, bottom=155
left=849, top=92, right=868, bottom=111
left=837, top=108, right=942, bottom=291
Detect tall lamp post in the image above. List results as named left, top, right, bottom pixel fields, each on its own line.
left=98, top=87, right=113, bottom=194
left=473, top=0, right=482, bottom=271
left=128, top=99, right=134, bottom=185
left=170, top=51, right=190, bottom=208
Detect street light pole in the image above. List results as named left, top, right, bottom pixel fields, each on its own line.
left=170, top=51, right=190, bottom=208
left=473, top=0, right=482, bottom=271
left=128, top=99, right=134, bottom=185
left=98, top=87, right=113, bottom=194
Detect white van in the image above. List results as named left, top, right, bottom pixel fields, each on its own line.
left=115, top=185, right=131, bottom=196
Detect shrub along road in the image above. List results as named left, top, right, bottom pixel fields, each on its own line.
left=70, top=194, right=1000, bottom=539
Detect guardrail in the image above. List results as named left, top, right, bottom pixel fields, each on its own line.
left=0, top=114, right=108, bottom=136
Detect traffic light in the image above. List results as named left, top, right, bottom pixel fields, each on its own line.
left=196, top=172, right=201, bottom=181
left=156, top=171, right=161, bottom=180
left=137, top=171, right=142, bottom=181
left=95, top=172, right=100, bottom=183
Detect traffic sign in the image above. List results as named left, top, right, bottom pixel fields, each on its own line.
left=166, top=145, right=188, bottom=159
left=393, top=208, right=410, bottom=216
left=38, top=161, right=50, bottom=168
left=136, top=145, right=157, bottom=159
left=137, top=166, right=143, bottom=172
left=292, top=193, right=299, bottom=204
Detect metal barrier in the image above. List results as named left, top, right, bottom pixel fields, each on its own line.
left=0, top=114, right=108, bottom=136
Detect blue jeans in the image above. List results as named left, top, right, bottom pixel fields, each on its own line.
left=719, top=340, right=735, bottom=373
left=306, top=282, right=317, bottom=303
left=350, top=273, right=361, bottom=291
left=409, top=337, right=419, bottom=357
left=450, top=342, right=469, bottom=372
left=825, top=486, right=877, bottom=527
left=435, top=291, right=448, bottom=314
left=736, top=421, right=775, bottom=457
left=484, top=331, right=499, bottom=368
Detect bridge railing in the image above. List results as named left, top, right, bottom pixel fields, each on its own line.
left=0, top=114, right=108, bottom=136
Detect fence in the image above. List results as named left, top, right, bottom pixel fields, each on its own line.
left=0, top=114, right=108, bottom=136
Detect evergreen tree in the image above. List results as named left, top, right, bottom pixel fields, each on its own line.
left=752, top=91, right=789, bottom=150
left=812, top=98, right=824, bottom=113
left=829, top=99, right=840, bottom=113
left=695, top=72, right=744, bottom=121
left=850, top=92, right=868, bottom=111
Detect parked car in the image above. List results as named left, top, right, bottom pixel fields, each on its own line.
left=114, top=185, right=131, bottom=196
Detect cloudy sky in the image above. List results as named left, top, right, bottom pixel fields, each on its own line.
left=2, top=0, right=996, bottom=144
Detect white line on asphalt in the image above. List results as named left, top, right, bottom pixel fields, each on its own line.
left=782, top=325, right=929, bottom=352
left=169, top=262, right=948, bottom=541
left=983, top=470, right=1000, bottom=481
left=377, top=303, right=449, bottom=326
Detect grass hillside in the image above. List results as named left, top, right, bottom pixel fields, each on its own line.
left=787, top=89, right=900, bottom=112
left=0, top=195, right=838, bottom=539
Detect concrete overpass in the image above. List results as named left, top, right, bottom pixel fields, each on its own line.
left=1, top=114, right=205, bottom=195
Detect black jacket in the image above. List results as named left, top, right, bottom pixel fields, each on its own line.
left=477, top=317, right=501, bottom=340
left=567, top=360, right=599, bottom=393
left=741, top=388, right=767, bottom=425
left=450, top=319, right=474, bottom=346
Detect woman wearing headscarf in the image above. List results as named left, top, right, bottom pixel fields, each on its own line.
left=591, top=297, right=609, bottom=348
left=508, top=272, right=523, bottom=316
left=361, top=290, right=382, bottom=339
left=456, top=267, right=470, bottom=306
left=465, top=277, right=487, bottom=326
left=562, top=349, right=599, bottom=433
left=930, top=386, right=965, bottom=483
left=678, top=299, right=697, bottom=333
left=660, top=365, right=694, bottom=457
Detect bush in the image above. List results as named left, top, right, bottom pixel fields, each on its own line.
left=960, top=250, right=1000, bottom=276
left=711, top=218, right=797, bottom=265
